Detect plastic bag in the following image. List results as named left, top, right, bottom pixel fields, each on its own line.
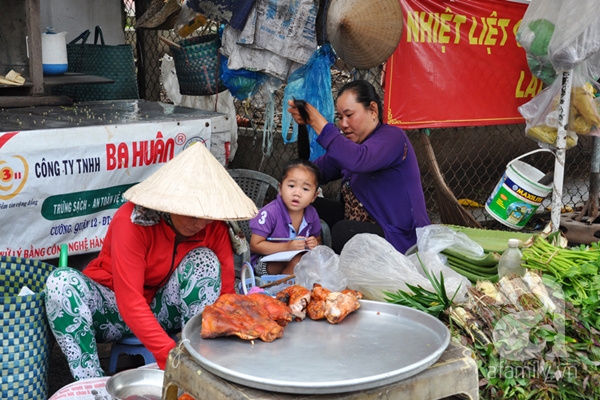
left=220, top=54, right=282, bottom=101
left=174, top=2, right=207, bottom=38
left=280, top=43, right=336, bottom=161
left=568, top=68, right=600, bottom=136
left=408, top=251, right=470, bottom=302
left=294, top=245, right=347, bottom=292
left=546, top=0, right=600, bottom=72
left=416, top=225, right=484, bottom=257
left=185, top=0, right=255, bottom=31
left=518, top=66, right=600, bottom=148
left=517, top=0, right=600, bottom=75
left=516, top=0, right=560, bottom=84
left=338, top=234, right=469, bottom=303
left=518, top=77, right=577, bottom=149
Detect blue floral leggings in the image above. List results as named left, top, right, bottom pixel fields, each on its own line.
left=44, top=247, right=221, bottom=380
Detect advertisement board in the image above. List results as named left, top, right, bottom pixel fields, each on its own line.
left=0, top=102, right=221, bottom=259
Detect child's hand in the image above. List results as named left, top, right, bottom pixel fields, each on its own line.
left=305, top=236, right=318, bottom=250
left=288, top=238, right=308, bottom=251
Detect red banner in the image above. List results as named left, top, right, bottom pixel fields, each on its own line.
left=384, top=0, right=539, bottom=128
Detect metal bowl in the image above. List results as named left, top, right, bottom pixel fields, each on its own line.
left=105, top=369, right=164, bottom=399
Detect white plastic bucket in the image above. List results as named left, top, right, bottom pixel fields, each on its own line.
left=485, top=149, right=553, bottom=230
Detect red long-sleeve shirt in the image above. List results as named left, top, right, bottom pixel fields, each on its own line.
left=83, top=201, right=234, bottom=369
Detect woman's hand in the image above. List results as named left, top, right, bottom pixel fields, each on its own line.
left=287, top=100, right=328, bottom=135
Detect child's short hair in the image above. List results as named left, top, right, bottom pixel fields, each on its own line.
left=281, top=159, right=321, bottom=187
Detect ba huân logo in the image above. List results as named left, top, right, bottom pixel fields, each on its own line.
left=0, top=155, right=29, bottom=200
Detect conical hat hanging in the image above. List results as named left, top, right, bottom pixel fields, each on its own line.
left=124, top=143, right=257, bottom=220
left=327, top=0, right=403, bottom=69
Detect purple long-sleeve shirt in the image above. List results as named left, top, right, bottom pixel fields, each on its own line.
left=314, top=122, right=430, bottom=253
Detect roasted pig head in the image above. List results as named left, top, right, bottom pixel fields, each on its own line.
left=248, top=293, right=293, bottom=326
left=201, top=293, right=292, bottom=342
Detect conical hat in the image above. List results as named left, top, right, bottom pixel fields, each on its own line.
left=327, top=0, right=403, bottom=70
left=124, top=144, right=257, bottom=220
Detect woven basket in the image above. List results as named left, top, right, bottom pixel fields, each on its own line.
left=171, top=34, right=225, bottom=96
left=54, top=26, right=139, bottom=101
left=0, top=257, right=57, bottom=399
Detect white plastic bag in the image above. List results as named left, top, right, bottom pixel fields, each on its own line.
left=338, top=234, right=469, bottom=303
left=517, top=0, right=600, bottom=74
left=294, top=245, right=347, bottom=292
left=518, top=77, right=579, bottom=149
left=518, top=66, right=600, bottom=147
left=416, top=225, right=484, bottom=257
left=408, top=251, right=470, bottom=302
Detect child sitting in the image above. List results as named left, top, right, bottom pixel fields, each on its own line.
left=249, top=159, right=322, bottom=276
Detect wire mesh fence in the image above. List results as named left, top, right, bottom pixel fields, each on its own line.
left=122, top=0, right=592, bottom=231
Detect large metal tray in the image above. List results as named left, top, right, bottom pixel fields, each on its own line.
left=182, top=300, right=449, bottom=394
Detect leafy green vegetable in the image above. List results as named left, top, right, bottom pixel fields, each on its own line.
left=384, top=254, right=460, bottom=318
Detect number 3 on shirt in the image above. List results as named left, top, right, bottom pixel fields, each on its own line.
left=258, top=210, right=267, bottom=225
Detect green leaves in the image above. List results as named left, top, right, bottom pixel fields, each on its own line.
left=384, top=253, right=460, bottom=318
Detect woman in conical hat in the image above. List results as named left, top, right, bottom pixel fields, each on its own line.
left=45, top=144, right=257, bottom=380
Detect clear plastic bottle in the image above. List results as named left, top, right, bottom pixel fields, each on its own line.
left=498, top=238, right=526, bottom=278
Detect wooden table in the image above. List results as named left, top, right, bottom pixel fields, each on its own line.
left=162, top=341, right=479, bottom=400
left=0, top=73, right=115, bottom=108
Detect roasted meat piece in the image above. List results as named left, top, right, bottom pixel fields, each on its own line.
left=324, top=291, right=361, bottom=324
left=201, top=293, right=292, bottom=342
left=306, top=283, right=330, bottom=320
left=275, top=285, right=311, bottom=320
left=248, top=293, right=293, bottom=326
left=307, top=283, right=363, bottom=324
left=341, top=288, right=364, bottom=300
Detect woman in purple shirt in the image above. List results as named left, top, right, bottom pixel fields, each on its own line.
left=288, top=80, right=430, bottom=254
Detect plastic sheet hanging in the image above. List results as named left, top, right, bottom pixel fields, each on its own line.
left=516, top=0, right=600, bottom=84
left=174, top=2, right=207, bottom=37
left=518, top=65, right=600, bottom=149
left=281, top=44, right=336, bottom=161
left=220, top=55, right=282, bottom=102
left=185, top=0, right=255, bottom=31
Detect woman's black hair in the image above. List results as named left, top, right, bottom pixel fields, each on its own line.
left=281, top=158, right=321, bottom=187
left=337, top=80, right=383, bottom=123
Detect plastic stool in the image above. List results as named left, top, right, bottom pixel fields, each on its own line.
left=108, top=333, right=178, bottom=374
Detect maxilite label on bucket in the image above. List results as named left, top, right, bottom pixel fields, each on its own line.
left=485, top=173, right=543, bottom=229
